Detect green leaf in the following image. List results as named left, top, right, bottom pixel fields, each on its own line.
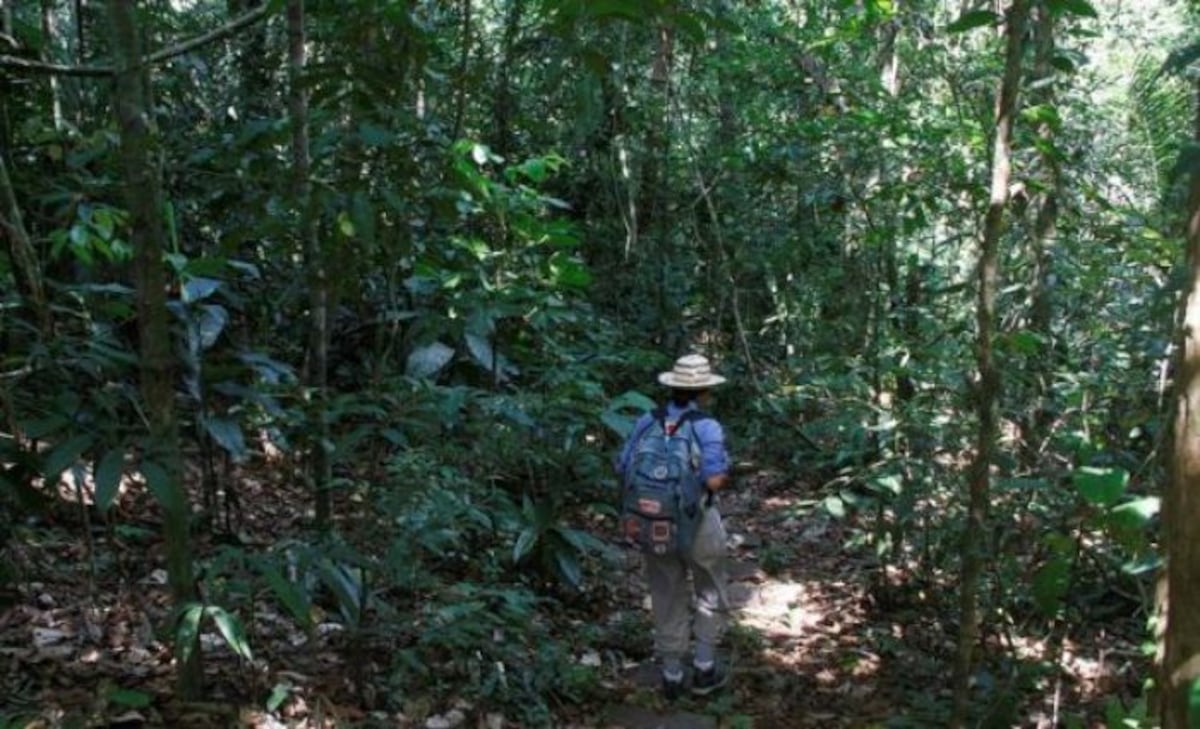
left=95, top=449, right=125, bottom=512
left=205, top=606, right=253, bottom=661
left=517, top=158, right=548, bottom=183
left=946, top=9, right=998, bottom=33
left=196, top=304, right=228, bottom=350
left=357, top=122, right=394, bottom=147
left=1032, top=553, right=1070, bottom=616
left=1073, top=466, right=1129, bottom=507
left=258, top=562, right=313, bottom=629
left=266, top=682, right=292, bottom=712
left=141, top=460, right=185, bottom=517
left=175, top=603, right=204, bottom=665
left=513, top=528, right=539, bottom=564
left=554, top=550, right=583, bottom=589
left=21, top=414, right=69, bottom=439
left=182, top=277, right=222, bottom=304
left=406, top=342, right=454, bottom=379
left=1109, top=496, right=1160, bottom=530
left=204, top=418, right=248, bottom=463
left=823, top=494, right=847, bottom=519
left=549, top=251, right=592, bottom=289
left=106, top=687, right=152, bottom=709
left=1046, top=0, right=1099, bottom=19
left=44, top=434, right=94, bottom=481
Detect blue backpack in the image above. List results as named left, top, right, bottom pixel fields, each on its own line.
left=621, top=409, right=707, bottom=556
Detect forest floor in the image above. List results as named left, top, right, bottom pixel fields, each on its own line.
left=0, top=468, right=1148, bottom=728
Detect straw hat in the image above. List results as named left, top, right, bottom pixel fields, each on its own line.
left=657, top=354, right=727, bottom=390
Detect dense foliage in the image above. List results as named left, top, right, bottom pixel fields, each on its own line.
left=1, top=0, right=1197, bottom=726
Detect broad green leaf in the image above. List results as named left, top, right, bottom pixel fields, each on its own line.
left=1046, top=0, right=1099, bottom=19
left=671, top=11, right=706, bottom=44
left=1109, top=496, right=1160, bottom=530
left=556, top=525, right=606, bottom=554
left=549, top=252, right=592, bottom=289
left=946, top=10, right=998, bottom=33
left=554, top=550, right=583, bottom=589
left=22, top=415, right=69, bottom=440
left=319, top=562, right=363, bottom=626
left=182, top=277, right=222, bottom=304
left=258, top=562, right=313, bottom=629
left=517, top=158, right=548, bottom=183
left=465, top=332, right=518, bottom=381
left=1032, top=554, right=1070, bottom=615
left=95, top=448, right=125, bottom=511
left=205, top=606, right=254, bottom=661
left=1073, top=466, right=1128, bottom=507
left=44, top=434, right=94, bottom=481
left=357, top=122, right=393, bottom=147
left=197, top=304, right=229, bottom=350
left=337, top=211, right=355, bottom=238
left=405, top=342, right=455, bottom=379
left=513, top=528, right=539, bottom=563
left=266, top=682, right=292, bottom=712
left=823, top=494, right=847, bottom=519
left=175, top=603, right=204, bottom=665
left=204, top=418, right=248, bottom=463
left=106, top=687, right=152, bottom=709
left=141, top=460, right=185, bottom=517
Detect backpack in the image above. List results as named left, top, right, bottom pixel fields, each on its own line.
left=621, top=409, right=707, bottom=557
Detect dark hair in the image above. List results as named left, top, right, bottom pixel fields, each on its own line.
left=670, top=389, right=707, bottom=408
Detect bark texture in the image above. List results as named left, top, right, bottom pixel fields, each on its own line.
left=287, top=0, right=331, bottom=531
left=1163, top=76, right=1200, bottom=729
left=951, top=1, right=1028, bottom=726
left=106, top=0, right=201, bottom=698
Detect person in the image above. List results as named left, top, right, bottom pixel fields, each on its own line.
left=615, top=353, right=732, bottom=700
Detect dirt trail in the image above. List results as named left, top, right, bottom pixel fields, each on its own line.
left=598, top=476, right=908, bottom=729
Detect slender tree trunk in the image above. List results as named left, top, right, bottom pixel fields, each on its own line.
left=0, top=155, right=51, bottom=335
left=951, top=1, right=1027, bottom=726
left=1162, top=75, right=1200, bottom=729
left=228, top=0, right=268, bottom=117
left=41, top=0, right=66, bottom=130
left=287, top=0, right=331, bottom=532
left=106, top=0, right=201, bottom=698
left=450, top=0, right=470, bottom=142
left=1022, top=4, right=1061, bottom=468
left=491, top=0, right=522, bottom=159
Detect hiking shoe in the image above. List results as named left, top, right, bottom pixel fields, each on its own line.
left=691, top=664, right=729, bottom=696
left=661, top=673, right=684, bottom=702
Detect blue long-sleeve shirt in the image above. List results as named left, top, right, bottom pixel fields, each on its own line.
left=615, top=402, right=730, bottom=482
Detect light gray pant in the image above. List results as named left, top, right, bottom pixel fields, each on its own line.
left=644, top=505, right=730, bottom=665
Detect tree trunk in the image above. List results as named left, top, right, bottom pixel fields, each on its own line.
left=1162, top=75, right=1200, bottom=729
left=0, top=154, right=52, bottom=335
left=491, top=0, right=522, bottom=159
left=228, top=0, right=268, bottom=117
left=105, top=0, right=202, bottom=698
left=450, top=0, right=471, bottom=142
left=950, top=1, right=1027, bottom=726
left=287, top=0, right=331, bottom=533
left=1022, top=3, right=1061, bottom=468
left=41, top=0, right=66, bottom=130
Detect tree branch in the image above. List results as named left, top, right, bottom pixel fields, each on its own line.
left=0, top=3, right=270, bottom=78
